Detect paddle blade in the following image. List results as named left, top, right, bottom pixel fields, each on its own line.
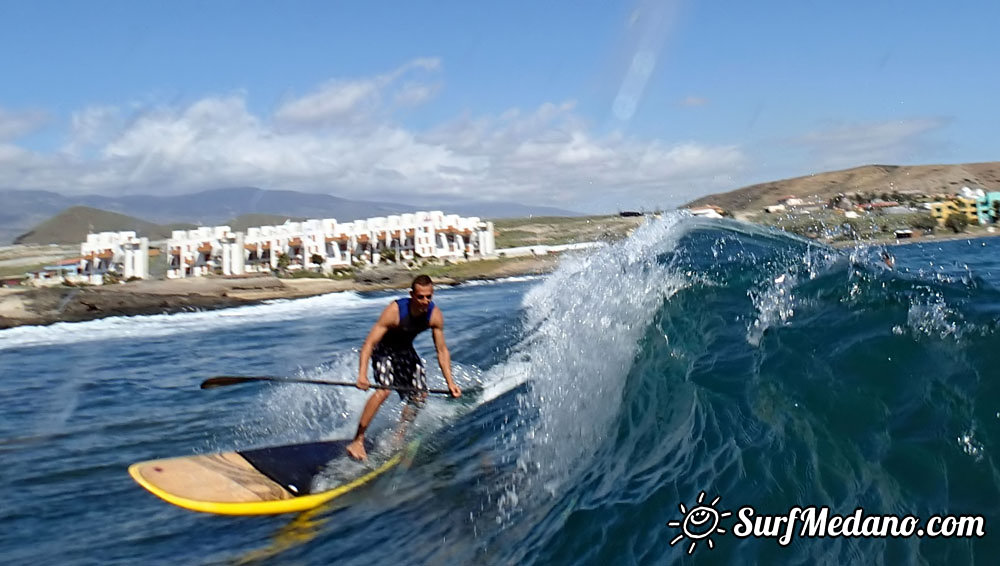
left=201, top=376, right=260, bottom=389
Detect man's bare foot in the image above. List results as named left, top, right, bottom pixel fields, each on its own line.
left=346, top=438, right=367, bottom=461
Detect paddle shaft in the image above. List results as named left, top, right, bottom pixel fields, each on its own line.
left=200, top=375, right=455, bottom=395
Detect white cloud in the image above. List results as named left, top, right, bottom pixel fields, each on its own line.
left=0, top=143, right=32, bottom=162
left=794, top=117, right=949, bottom=169
left=422, top=104, right=744, bottom=207
left=275, top=79, right=381, bottom=125
left=65, top=105, right=122, bottom=156
left=0, top=107, right=49, bottom=141
left=394, top=82, right=441, bottom=108
left=0, top=58, right=746, bottom=211
left=274, top=58, right=442, bottom=127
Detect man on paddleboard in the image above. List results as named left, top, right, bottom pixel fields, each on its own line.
left=346, top=275, right=462, bottom=461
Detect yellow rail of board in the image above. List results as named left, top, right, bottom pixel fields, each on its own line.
left=128, top=452, right=403, bottom=516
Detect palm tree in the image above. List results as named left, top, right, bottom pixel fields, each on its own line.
left=276, top=253, right=291, bottom=273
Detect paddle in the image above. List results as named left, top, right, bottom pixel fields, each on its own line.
left=200, top=375, right=457, bottom=396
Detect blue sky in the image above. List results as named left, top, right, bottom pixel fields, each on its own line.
left=1, top=0, right=997, bottom=213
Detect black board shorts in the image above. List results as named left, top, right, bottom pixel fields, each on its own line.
left=371, top=342, right=427, bottom=403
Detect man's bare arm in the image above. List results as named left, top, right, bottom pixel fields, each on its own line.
left=430, top=309, right=461, bottom=397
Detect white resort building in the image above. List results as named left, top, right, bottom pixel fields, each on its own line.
left=164, top=211, right=496, bottom=279
left=79, top=231, right=150, bottom=285
left=167, top=226, right=245, bottom=279
left=29, top=231, right=151, bottom=286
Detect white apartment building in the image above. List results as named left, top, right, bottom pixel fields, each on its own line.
left=166, top=226, right=244, bottom=279
left=164, top=211, right=496, bottom=278
left=79, top=231, right=150, bottom=285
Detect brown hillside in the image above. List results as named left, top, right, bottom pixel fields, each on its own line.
left=13, top=206, right=179, bottom=245
left=683, top=162, right=1000, bottom=213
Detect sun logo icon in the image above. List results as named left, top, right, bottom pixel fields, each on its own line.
left=666, top=491, right=732, bottom=554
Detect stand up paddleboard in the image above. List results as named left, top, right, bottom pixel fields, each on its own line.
left=129, top=379, right=524, bottom=516
left=128, top=439, right=406, bottom=516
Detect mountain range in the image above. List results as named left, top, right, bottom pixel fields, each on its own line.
left=0, top=187, right=582, bottom=245
left=10, top=161, right=998, bottom=245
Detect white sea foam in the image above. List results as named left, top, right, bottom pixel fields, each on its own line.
left=958, top=426, right=985, bottom=462
left=457, top=275, right=547, bottom=287
left=0, top=291, right=377, bottom=351
left=244, top=350, right=520, bottom=443
left=493, top=213, right=691, bottom=523
left=906, top=293, right=963, bottom=340
left=745, top=243, right=839, bottom=346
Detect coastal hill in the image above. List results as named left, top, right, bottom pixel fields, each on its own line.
left=13, top=209, right=321, bottom=245
left=13, top=206, right=196, bottom=245
left=682, top=162, right=1000, bottom=214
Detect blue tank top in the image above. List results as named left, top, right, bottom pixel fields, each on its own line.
left=379, top=298, right=435, bottom=350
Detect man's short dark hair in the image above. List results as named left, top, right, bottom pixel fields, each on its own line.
left=411, top=275, right=433, bottom=290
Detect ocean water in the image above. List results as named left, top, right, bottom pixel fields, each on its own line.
left=2, top=215, right=999, bottom=565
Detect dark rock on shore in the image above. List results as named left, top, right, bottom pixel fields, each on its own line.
left=3, top=286, right=250, bottom=329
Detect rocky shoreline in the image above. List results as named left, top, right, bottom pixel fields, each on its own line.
left=6, top=227, right=994, bottom=331
left=0, top=256, right=558, bottom=330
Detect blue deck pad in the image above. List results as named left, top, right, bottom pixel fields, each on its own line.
left=239, top=439, right=371, bottom=496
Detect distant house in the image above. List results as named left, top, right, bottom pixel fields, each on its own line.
left=688, top=205, right=725, bottom=219
left=959, top=186, right=986, bottom=200
left=975, top=191, right=1000, bottom=224
left=27, top=258, right=83, bottom=287
left=831, top=195, right=855, bottom=210
left=930, top=196, right=980, bottom=226
left=894, top=229, right=915, bottom=239
left=495, top=242, right=602, bottom=258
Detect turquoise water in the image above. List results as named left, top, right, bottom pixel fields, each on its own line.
left=2, top=216, right=999, bottom=564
